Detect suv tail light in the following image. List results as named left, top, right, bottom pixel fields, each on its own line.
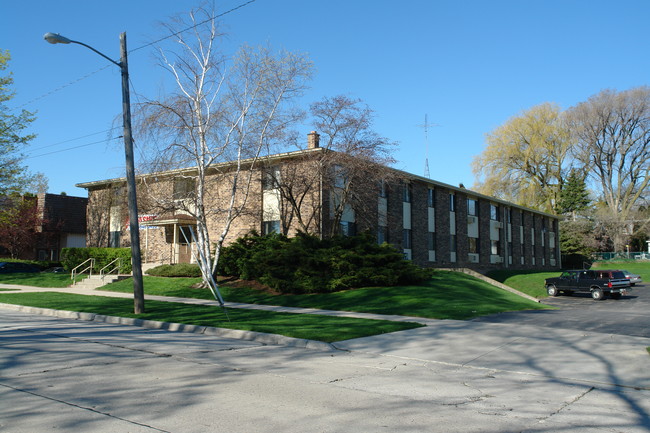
left=608, top=281, right=613, bottom=288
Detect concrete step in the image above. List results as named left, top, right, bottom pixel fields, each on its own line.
left=72, top=274, right=130, bottom=289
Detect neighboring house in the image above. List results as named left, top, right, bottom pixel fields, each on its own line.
left=76, top=132, right=560, bottom=273
left=0, top=193, right=87, bottom=261
left=36, top=193, right=88, bottom=261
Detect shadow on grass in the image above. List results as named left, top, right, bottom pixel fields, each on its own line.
left=99, top=272, right=550, bottom=320
left=0, top=292, right=421, bottom=343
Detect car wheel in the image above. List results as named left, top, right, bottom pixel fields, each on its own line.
left=591, top=289, right=604, bottom=301
left=547, top=285, right=559, bottom=297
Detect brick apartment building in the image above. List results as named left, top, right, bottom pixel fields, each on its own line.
left=77, top=133, right=560, bottom=272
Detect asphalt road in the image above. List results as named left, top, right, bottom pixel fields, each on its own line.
left=2, top=301, right=650, bottom=432
left=474, top=284, right=650, bottom=338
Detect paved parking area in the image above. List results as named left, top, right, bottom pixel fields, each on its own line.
left=473, top=284, right=650, bottom=338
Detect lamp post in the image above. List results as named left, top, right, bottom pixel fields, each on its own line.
left=44, top=32, right=145, bottom=314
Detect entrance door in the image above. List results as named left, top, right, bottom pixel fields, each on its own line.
left=177, top=225, right=195, bottom=263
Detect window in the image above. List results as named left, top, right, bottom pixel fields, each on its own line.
left=173, top=177, right=195, bottom=200
left=341, top=221, right=356, bottom=236
left=467, top=198, right=478, bottom=216
left=491, top=240, right=500, bottom=255
left=427, top=188, right=435, bottom=207
left=333, top=165, right=346, bottom=188
left=379, top=180, right=388, bottom=198
left=428, top=232, right=436, bottom=251
left=263, top=166, right=281, bottom=190
left=450, top=235, right=457, bottom=253
left=403, top=229, right=412, bottom=249
left=377, top=226, right=388, bottom=244
left=262, top=220, right=280, bottom=235
left=403, top=183, right=411, bottom=203
left=109, top=205, right=121, bottom=248
left=468, top=237, right=479, bottom=254
left=490, top=204, right=499, bottom=221
left=449, top=193, right=456, bottom=212
left=178, top=226, right=194, bottom=243
left=109, top=231, right=121, bottom=248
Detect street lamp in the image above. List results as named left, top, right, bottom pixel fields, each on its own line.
left=44, top=32, right=145, bottom=314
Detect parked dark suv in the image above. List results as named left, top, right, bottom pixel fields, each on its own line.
left=544, top=269, right=630, bottom=300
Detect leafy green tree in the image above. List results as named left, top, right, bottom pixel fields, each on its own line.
left=556, top=170, right=590, bottom=219
left=559, top=219, right=597, bottom=268
left=0, top=50, right=37, bottom=194
left=472, top=103, right=573, bottom=213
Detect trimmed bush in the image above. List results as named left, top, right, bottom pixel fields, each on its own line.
left=146, top=263, right=202, bottom=277
left=219, top=231, right=434, bottom=294
left=61, top=247, right=132, bottom=274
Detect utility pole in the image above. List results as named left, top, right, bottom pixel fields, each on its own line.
left=120, top=32, right=145, bottom=314
left=44, top=31, right=145, bottom=314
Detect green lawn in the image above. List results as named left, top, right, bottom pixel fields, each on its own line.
left=0, top=292, right=421, bottom=343
left=0, top=272, right=82, bottom=288
left=101, top=271, right=549, bottom=320
left=486, top=270, right=559, bottom=298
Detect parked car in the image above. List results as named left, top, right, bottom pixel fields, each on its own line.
left=0, top=262, right=42, bottom=273
left=620, top=270, right=642, bottom=286
left=544, top=269, right=630, bottom=300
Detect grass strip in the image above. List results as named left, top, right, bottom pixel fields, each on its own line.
left=0, top=292, right=422, bottom=343
left=101, top=272, right=550, bottom=320
left=486, top=270, right=559, bottom=298
left=0, top=272, right=81, bottom=288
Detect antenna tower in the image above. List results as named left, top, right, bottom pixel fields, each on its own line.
left=421, top=114, right=440, bottom=178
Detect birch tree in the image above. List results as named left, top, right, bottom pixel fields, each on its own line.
left=137, top=7, right=312, bottom=293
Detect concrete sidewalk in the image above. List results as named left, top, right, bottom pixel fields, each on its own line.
left=2, top=282, right=649, bottom=390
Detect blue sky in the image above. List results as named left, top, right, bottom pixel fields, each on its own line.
left=4, top=0, right=649, bottom=197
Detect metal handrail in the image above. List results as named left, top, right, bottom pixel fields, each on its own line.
left=100, top=258, right=122, bottom=281
left=71, top=258, right=95, bottom=285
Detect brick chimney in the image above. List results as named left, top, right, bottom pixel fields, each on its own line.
left=307, top=131, right=320, bottom=149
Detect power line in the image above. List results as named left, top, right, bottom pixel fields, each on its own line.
left=26, top=128, right=119, bottom=153
left=24, top=137, right=121, bottom=160
left=11, top=0, right=257, bottom=112
left=130, top=0, right=258, bottom=54
left=12, top=65, right=112, bottom=110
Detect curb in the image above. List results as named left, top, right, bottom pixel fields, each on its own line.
left=0, top=303, right=337, bottom=352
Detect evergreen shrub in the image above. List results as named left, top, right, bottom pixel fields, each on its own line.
left=219, top=232, right=434, bottom=294
left=146, top=263, right=202, bottom=277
